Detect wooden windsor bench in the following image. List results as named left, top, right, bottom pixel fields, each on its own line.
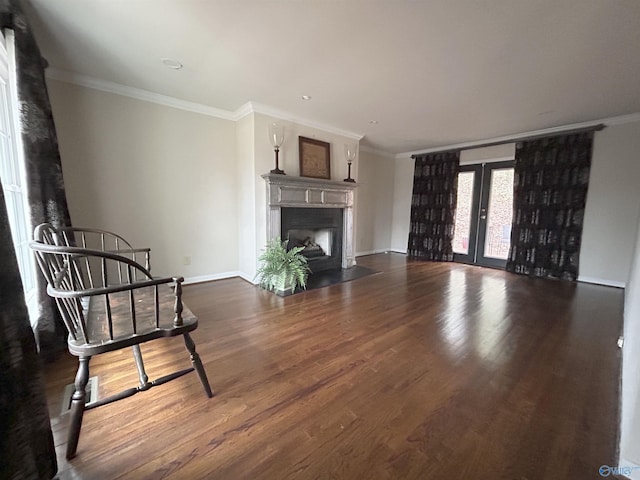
left=30, top=223, right=213, bottom=459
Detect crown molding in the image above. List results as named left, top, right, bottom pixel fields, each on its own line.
left=248, top=101, right=363, bottom=141
left=395, top=112, right=640, bottom=159
left=603, top=112, right=640, bottom=126
left=46, top=68, right=238, bottom=120
left=232, top=101, right=254, bottom=121
left=45, top=68, right=639, bottom=154
left=46, top=69, right=365, bottom=141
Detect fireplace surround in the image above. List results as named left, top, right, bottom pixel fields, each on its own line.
left=262, top=173, right=358, bottom=269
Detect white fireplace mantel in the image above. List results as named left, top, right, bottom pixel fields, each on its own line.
left=262, top=173, right=358, bottom=268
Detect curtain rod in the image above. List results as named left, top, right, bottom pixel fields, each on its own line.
left=411, top=123, right=605, bottom=158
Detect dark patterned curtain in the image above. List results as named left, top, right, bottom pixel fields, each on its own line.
left=1, top=0, right=72, bottom=356
left=407, top=151, right=459, bottom=260
left=0, top=183, right=57, bottom=479
left=506, top=132, right=594, bottom=281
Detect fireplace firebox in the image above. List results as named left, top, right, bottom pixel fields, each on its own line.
left=281, top=208, right=343, bottom=272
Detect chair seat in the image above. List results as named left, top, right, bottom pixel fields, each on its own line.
left=68, top=284, right=198, bottom=356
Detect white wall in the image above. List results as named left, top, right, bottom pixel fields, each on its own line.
left=236, top=113, right=256, bottom=282
left=253, top=113, right=356, bottom=182
left=355, top=150, right=394, bottom=255
left=48, top=79, right=239, bottom=280
left=390, top=155, right=414, bottom=253
left=459, top=143, right=515, bottom=165
left=581, top=121, right=640, bottom=286
left=620, top=211, right=640, bottom=478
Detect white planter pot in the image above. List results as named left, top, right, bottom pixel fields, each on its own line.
left=273, top=273, right=294, bottom=296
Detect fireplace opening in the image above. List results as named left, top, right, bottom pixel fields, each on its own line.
left=281, top=208, right=343, bottom=272
left=288, top=228, right=333, bottom=258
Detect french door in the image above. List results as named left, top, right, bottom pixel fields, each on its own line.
left=452, top=161, right=515, bottom=268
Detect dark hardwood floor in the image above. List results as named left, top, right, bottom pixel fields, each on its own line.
left=44, top=253, right=624, bottom=479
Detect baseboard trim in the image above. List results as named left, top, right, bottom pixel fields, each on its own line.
left=237, top=272, right=258, bottom=285
left=183, top=271, right=241, bottom=285
left=355, top=249, right=389, bottom=257
left=389, top=248, right=408, bottom=255
left=578, top=275, right=625, bottom=289
left=183, top=271, right=259, bottom=286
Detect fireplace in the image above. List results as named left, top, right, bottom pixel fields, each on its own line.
left=262, top=173, right=358, bottom=270
left=281, top=207, right=343, bottom=272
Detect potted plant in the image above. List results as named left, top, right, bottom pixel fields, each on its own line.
left=255, top=237, right=311, bottom=295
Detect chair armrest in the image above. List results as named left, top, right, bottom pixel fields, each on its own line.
left=31, top=242, right=155, bottom=291
left=106, top=247, right=150, bottom=255
left=106, top=247, right=152, bottom=272
left=48, top=226, right=154, bottom=272
left=46, top=275, right=180, bottom=299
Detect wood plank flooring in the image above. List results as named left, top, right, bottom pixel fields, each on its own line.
left=44, top=253, right=624, bottom=479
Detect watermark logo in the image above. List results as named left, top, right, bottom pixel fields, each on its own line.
left=599, top=464, right=640, bottom=477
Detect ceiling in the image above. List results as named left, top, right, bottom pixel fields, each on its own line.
left=22, top=0, right=640, bottom=154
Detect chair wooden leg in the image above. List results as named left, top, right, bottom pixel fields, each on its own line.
left=183, top=333, right=213, bottom=398
left=67, top=356, right=90, bottom=459
left=132, top=345, right=150, bottom=390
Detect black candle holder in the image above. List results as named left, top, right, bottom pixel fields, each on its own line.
left=344, top=161, right=355, bottom=182
left=270, top=147, right=285, bottom=175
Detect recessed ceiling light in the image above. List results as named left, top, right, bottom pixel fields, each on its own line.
left=369, top=120, right=379, bottom=124
left=301, top=95, right=312, bottom=100
left=161, top=58, right=183, bottom=70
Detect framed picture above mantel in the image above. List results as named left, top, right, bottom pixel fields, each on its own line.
left=299, top=136, right=331, bottom=180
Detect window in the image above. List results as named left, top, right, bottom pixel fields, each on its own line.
left=0, top=30, right=37, bottom=324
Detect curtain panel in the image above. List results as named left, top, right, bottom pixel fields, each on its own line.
left=1, top=0, right=72, bottom=356
left=0, top=182, right=57, bottom=479
left=506, top=132, right=594, bottom=281
left=407, top=151, right=459, bottom=261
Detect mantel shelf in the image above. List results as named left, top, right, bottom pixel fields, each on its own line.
left=261, top=173, right=358, bottom=191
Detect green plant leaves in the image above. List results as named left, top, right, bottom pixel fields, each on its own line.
left=255, top=237, right=311, bottom=292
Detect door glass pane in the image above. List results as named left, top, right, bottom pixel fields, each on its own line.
left=453, top=171, right=475, bottom=255
left=484, top=168, right=514, bottom=259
